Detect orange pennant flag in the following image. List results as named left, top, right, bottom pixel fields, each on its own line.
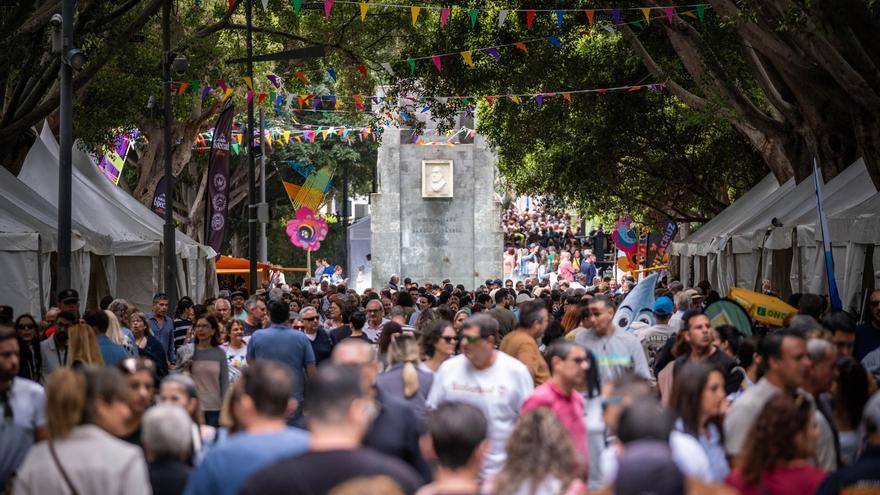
left=294, top=135, right=303, bottom=143
left=562, top=92, right=572, bottom=101
left=628, top=85, right=643, bottom=91
left=243, top=76, right=253, bottom=91
left=294, top=71, right=309, bottom=85
left=585, top=9, right=595, bottom=25
left=177, top=82, right=189, bottom=95
left=641, top=7, right=651, bottom=23
left=321, top=129, right=330, bottom=140
left=514, top=42, right=528, bottom=53
left=352, top=94, right=364, bottom=110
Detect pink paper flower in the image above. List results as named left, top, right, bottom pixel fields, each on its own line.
left=286, top=207, right=328, bottom=251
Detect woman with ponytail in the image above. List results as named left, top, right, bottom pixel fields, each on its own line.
left=14, top=366, right=150, bottom=494
left=375, top=334, right=434, bottom=421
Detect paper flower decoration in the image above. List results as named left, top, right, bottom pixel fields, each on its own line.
left=286, top=207, right=328, bottom=251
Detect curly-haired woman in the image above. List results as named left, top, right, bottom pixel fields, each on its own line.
left=726, top=392, right=825, bottom=495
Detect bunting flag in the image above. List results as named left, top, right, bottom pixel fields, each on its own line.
left=556, top=10, right=564, bottom=28
left=486, top=47, right=500, bottom=60
left=562, top=92, right=571, bottom=101
left=641, top=7, right=651, bottom=23
left=535, top=94, right=543, bottom=106
left=485, top=95, right=495, bottom=105
left=664, top=7, right=674, bottom=24
left=326, top=68, right=337, bottom=82
left=380, top=62, right=394, bottom=75
left=526, top=10, right=536, bottom=28
left=509, top=95, right=520, bottom=104
left=243, top=76, right=253, bottom=91
left=586, top=9, right=595, bottom=25
left=432, top=55, right=442, bottom=71
left=696, top=4, right=705, bottom=22
left=460, top=51, right=474, bottom=67
left=355, top=65, right=368, bottom=78
left=498, top=9, right=508, bottom=26
left=177, top=82, right=189, bottom=95
left=613, top=8, right=621, bottom=24
left=514, top=42, right=528, bottom=53
left=548, top=36, right=561, bottom=48
left=359, top=1, right=368, bottom=20
left=217, top=79, right=227, bottom=92
left=407, top=58, right=416, bottom=74
left=293, top=0, right=302, bottom=14
left=323, top=0, right=333, bottom=17
left=294, top=71, right=309, bottom=85
left=440, top=7, right=450, bottom=26
left=411, top=6, right=421, bottom=26
left=267, top=74, right=279, bottom=87
left=469, top=8, right=478, bottom=29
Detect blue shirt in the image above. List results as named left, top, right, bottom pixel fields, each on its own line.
left=246, top=325, right=316, bottom=401
left=675, top=419, right=729, bottom=482
left=97, top=335, right=128, bottom=367
left=854, top=321, right=880, bottom=360
left=183, top=428, right=310, bottom=495
left=146, top=312, right=176, bottom=364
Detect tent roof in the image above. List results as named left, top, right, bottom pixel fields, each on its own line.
left=827, top=187, right=880, bottom=245
left=18, top=123, right=215, bottom=259
left=671, top=174, right=790, bottom=256
left=0, top=167, right=111, bottom=253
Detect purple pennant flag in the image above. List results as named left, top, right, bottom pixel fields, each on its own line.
left=486, top=47, right=500, bottom=60
left=200, top=86, right=212, bottom=101
left=612, top=8, right=621, bottom=25
left=535, top=94, right=543, bottom=106
left=267, top=74, right=279, bottom=87
left=311, top=97, right=320, bottom=109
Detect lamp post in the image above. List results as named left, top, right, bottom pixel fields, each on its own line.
left=53, top=0, right=84, bottom=293
left=162, top=0, right=186, bottom=311
left=246, top=0, right=258, bottom=292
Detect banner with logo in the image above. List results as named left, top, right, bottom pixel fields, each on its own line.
left=204, top=104, right=235, bottom=252
left=151, top=176, right=166, bottom=216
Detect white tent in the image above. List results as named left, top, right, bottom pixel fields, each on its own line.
left=348, top=215, right=372, bottom=293
left=673, top=159, right=878, bottom=311
left=18, top=123, right=218, bottom=311
left=0, top=166, right=114, bottom=316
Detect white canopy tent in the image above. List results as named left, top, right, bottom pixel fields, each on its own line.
left=673, top=159, right=879, bottom=312
left=18, top=123, right=218, bottom=311
left=348, top=215, right=372, bottom=293
left=0, top=166, right=114, bottom=316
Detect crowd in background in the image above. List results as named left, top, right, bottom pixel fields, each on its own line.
left=2, top=267, right=880, bottom=495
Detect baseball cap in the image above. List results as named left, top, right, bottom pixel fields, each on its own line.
left=493, top=279, right=503, bottom=286
left=684, top=288, right=703, bottom=300
left=230, top=290, right=245, bottom=299
left=653, top=296, right=673, bottom=316
left=515, top=293, right=534, bottom=305
left=485, top=279, right=493, bottom=287
left=57, top=289, right=79, bottom=304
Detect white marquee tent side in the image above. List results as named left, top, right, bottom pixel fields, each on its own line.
left=17, top=123, right=218, bottom=311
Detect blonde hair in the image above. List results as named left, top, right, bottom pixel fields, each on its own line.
left=68, top=324, right=105, bottom=367
left=387, top=335, right=421, bottom=399
left=328, top=476, right=404, bottom=495
left=46, top=366, right=129, bottom=438
left=104, top=310, right=130, bottom=349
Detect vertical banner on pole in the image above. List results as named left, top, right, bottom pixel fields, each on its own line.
left=812, top=158, right=842, bottom=311
left=205, top=104, right=236, bottom=252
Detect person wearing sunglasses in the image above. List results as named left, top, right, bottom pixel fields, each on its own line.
left=521, top=339, right=590, bottom=477
left=854, top=289, right=880, bottom=362
left=300, top=306, right=334, bottom=365
left=0, top=324, right=49, bottom=486
left=419, top=320, right=457, bottom=374
left=14, top=314, right=41, bottom=383
left=38, top=310, right=76, bottom=384
left=426, top=313, right=534, bottom=478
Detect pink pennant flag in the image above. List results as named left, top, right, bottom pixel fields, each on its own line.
left=664, top=7, right=674, bottom=24
left=216, top=79, right=228, bottom=92
left=324, top=0, right=333, bottom=17
left=440, top=7, right=451, bottom=27
left=246, top=90, right=254, bottom=106
left=431, top=55, right=442, bottom=72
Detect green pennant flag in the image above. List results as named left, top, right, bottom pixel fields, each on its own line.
left=407, top=58, right=415, bottom=75
left=633, top=20, right=644, bottom=30
left=269, top=91, right=276, bottom=105
left=191, top=80, right=199, bottom=95
left=469, top=8, right=478, bottom=29
left=696, top=5, right=705, bottom=22
left=232, top=143, right=240, bottom=154
left=293, top=0, right=302, bottom=14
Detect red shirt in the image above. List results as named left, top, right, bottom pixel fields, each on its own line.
left=726, top=465, right=826, bottom=495
left=521, top=380, right=587, bottom=475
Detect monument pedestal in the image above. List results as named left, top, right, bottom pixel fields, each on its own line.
left=370, top=129, right=502, bottom=290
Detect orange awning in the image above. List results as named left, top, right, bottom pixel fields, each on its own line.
left=216, top=255, right=273, bottom=271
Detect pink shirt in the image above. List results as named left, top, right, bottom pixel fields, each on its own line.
left=521, top=381, right=587, bottom=475
left=558, top=260, right=574, bottom=282
left=726, top=465, right=826, bottom=495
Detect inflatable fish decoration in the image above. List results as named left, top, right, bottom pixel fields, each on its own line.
left=613, top=272, right=659, bottom=333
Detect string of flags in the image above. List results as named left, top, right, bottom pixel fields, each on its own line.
left=277, top=1, right=711, bottom=30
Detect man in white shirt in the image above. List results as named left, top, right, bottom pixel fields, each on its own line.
left=363, top=299, right=389, bottom=343
left=426, top=314, right=534, bottom=477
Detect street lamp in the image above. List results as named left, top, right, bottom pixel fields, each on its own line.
left=162, top=0, right=185, bottom=312
left=51, top=1, right=83, bottom=294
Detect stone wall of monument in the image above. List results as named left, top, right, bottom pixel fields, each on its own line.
left=370, top=129, right=503, bottom=289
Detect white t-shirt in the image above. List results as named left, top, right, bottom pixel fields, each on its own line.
left=0, top=378, right=47, bottom=482
left=426, top=352, right=534, bottom=476
left=599, top=432, right=712, bottom=486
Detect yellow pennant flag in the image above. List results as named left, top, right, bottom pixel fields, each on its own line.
left=460, top=51, right=474, bottom=67
left=223, top=88, right=234, bottom=101
left=284, top=131, right=291, bottom=143
left=411, top=6, right=421, bottom=26
left=243, top=76, right=253, bottom=91
left=641, top=7, right=651, bottom=23
left=509, top=95, right=520, bottom=104
left=359, top=2, right=368, bottom=21
left=321, top=129, right=330, bottom=140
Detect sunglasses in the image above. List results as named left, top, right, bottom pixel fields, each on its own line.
left=16, top=323, right=35, bottom=330
left=302, top=316, right=319, bottom=321
left=462, top=335, right=483, bottom=344
left=440, top=336, right=456, bottom=343
left=292, top=325, right=305, bottom=330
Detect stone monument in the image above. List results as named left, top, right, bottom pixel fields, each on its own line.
left=370, top=126, right=503, bottom=289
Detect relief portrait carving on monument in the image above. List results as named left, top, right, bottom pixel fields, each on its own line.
left=421, top=159, right=454, bottom=198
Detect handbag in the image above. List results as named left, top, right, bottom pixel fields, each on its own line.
left=48, top=440, right=80, bottom=495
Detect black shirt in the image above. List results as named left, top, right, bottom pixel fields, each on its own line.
left=239, top=448, right=423, bottom=495
left=364, top=396, right=432, bottom=482
left=673, top=347, right=741, bottom=395
left=817, top=445, right=880, bottom=495
left=149, top=457, right=192, bottom=495
left=306, top=329, right=334, bottom=364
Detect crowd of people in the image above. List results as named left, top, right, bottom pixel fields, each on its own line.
left=2, top=273, right=880, bottom=495
left=502, top=204, right=613, bottom=288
